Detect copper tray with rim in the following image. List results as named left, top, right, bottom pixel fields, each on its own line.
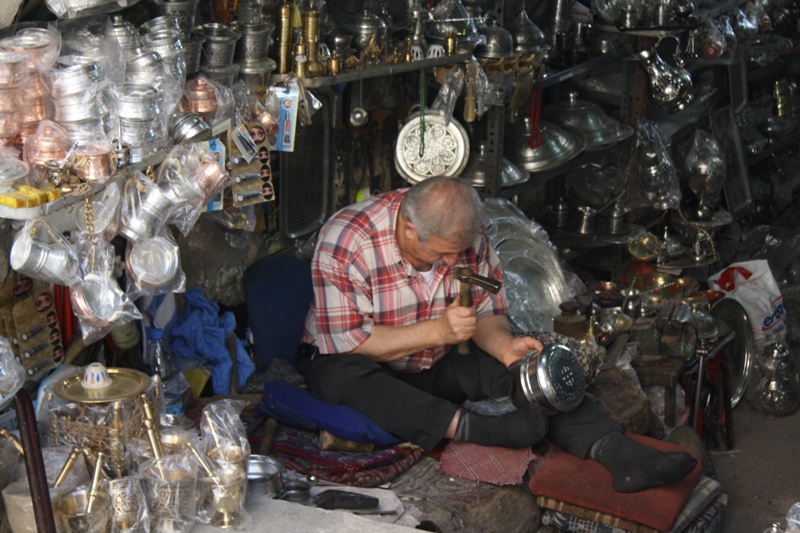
left=54, top=367, right=150, bottom=403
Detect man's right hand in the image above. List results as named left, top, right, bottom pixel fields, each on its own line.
left=437, top=299, right=477, bottom=346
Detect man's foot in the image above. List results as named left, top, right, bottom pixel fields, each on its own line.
left=589, top=431, right=698, bottom=493
left=454, top=402, right=548, bottom=448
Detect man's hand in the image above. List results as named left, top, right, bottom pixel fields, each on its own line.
left=436, top=299, right=477, bottom=345
left=501, top=335, right=544, bottom=368
left=472, top=315, right=544, bottom=368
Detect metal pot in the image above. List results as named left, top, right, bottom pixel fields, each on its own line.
left=474, top=23, right=517, bottom=59
left=247, top=455, right=284, bottom=498
left=509, top=344, right=585, bottom=413
left=345, top=10, right=387, bottom=52
left=545, top=91, right=634, bottom=151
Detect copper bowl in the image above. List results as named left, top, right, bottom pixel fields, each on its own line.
left=69, top=145, right=118, bottom=182
left=253, top=107, right=279, bottom=136
left=198, top=157, right=228, bottom=196
left=0, top=50, right=25, bottom=88
left=18, top=97, right=50, bottom=124
left=181, top=77, right=218, bottom=116
left=0, top=89, right=18, bottom=115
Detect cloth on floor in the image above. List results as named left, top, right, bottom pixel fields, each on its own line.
left=539, top=477, right=725, bottom=533
left=528, top=434, right=702, bottom=532
left=272, top=426, right=423, bottom=487
left=438, top=441, right=535, bottom=485
left=256, top=380, right=401, bottom=446
left=168, top=287, right=254, bottom=394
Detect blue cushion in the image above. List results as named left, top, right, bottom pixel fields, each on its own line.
left=243, top=257, right=314, bottom=369
left=256, top=380, right=401, bottom=446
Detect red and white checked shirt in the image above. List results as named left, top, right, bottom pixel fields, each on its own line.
left=302, top=189, right=508, bottom=373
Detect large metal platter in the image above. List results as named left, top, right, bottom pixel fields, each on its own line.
left=710, top=298, right=755, bottom=409
left=395, top=111, right=470, bottom=184
left=54, top=367, right=150, bottom=403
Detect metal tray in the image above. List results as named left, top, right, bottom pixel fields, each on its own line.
left=710, top=297, right=755, bottom=408
left=53, top=367, right=150, bottom=403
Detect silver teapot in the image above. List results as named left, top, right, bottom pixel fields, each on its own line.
left=638, top=38, right=693, bottom=112
left=749, top=342, right=800, bottom=417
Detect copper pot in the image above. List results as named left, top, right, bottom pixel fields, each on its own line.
left=181, top=77, right=218, bottom=117
left=0, top=88, right=18, bottom=114
left=18, top=97, right=50, bottom=124
left=24, top=125, right=71, bottom=167
left=69, top=145, right=118, bottom=182
left=253, top=107, right=279, bottom=136
left=0, top=29, right=58, bottom=73
left=0, top=111, right=19, bottom=137
left=198, top=157, right=228, bottom=196
left=0, top=50, right=25, bottom=88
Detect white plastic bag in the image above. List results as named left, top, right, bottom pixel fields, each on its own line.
left=709, top=260, right=787, bottom=352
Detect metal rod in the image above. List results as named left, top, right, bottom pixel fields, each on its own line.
left=52, top=446, right=82, bottom=488
left=86, top=452, right=105, bottom=513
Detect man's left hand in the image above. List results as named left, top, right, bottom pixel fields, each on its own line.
left=501, top=335, right=544, bottom=368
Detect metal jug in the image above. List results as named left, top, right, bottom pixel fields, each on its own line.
left=638, top=38, right=693, bottom=112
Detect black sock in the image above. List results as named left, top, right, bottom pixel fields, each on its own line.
left=589, top=431, right=698, bottom=493
left=454, top=402, right=548, bottom=448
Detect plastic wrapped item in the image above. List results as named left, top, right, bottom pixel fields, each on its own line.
left=431, top=68, right=463, bottom=127
left=685, top=130, right=726, bottom=217
left=282, top=75, right=321, bottom=127
left=747, top=341, right=799, bottom=417
left=104, top=475, right=150, bottom=533
left=748, top=33, right=794, bottom=67
left=643, top=384, right=686, bottom=426
left=200, top=400, right=250, bottom=458
left=126, top=226, right=186, bottom=299
left=3, top=445, right=91, bottom=533
left=10, top=219, right=82, bottom=287
left=692, top=21, right=726, bottom=61
left=0, top=337, right=24, bottom=404
left=58, top=16, right=126, bottom=85
left=120, top=171, right=175, bottom=243
left=44, top=0, right=140, bottom=19
left=181, top=75, right=234, bottom=127
left=787, top=502, right=800, bottom=533
left=158, top=142, right=229, bottom=236
left=141, top=454, right=198, bottom=533
left=712, top=15, right=738, bottom=57
left=70, top=233, right=142, bottom=344
left=196, top=464, right=251, bottom=529
left=745, top=0, right=772, bottom=32
left=732, top=7, right=759, bottom=40
left=626, top=120, right=681, bottom=211
left=0, top=26, right=61, bottom=73
left=22, top=120, right=73, bottom=185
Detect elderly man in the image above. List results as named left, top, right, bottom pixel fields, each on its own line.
left=301, top=177, right=696, bottom=493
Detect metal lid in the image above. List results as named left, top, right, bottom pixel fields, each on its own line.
left=474, top=24, right=518, bottom=59
left=546, top=92, right=634, bottom=151
left=506, top=8, right=548, bottom=54
left=54, top=366, right=150, bottom=403
left=169, top=111, right=210, bottom=143
left=504, top=118, right=586, bottom=173
left=460, top=142, right=529, bottom=188
left=129, top=235, right=180, bottom=287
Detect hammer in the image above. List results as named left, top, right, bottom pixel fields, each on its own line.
left=453, top=267, right=502, bottom=354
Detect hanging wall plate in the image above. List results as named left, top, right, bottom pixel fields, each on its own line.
left=395, top=109, right=470, bottom=184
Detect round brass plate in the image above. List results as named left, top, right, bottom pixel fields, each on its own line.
left=54, top=367, right=150, bottom=403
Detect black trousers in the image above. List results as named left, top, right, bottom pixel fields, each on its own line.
left=306, top=342, right=621, bottom=453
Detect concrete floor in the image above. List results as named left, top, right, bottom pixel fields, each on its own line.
left=714, top=402, right=800, bottom=533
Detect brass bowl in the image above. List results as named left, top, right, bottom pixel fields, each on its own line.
left=54, top=488, right=111, bottom=533
left=69, top=145, right=117, bottom=182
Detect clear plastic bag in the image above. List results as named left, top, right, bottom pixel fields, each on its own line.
left=104, top=475, right=150, bottom=533
left=58, top=16, right=126, bottom=86
left=0, top=337, right=24, bottom=401
left=10, top=219, right=82, bottom=287
left=787, top=502, right=800, bottom=533
left=22, top=120, right=73, bottom=186
left=283, top=75, right=321, bottom=126
left=747, top=341, right=799, bottom=418
left=125, top=225, right=186, bottom=299
left=70, top=233, right=142, bottom=344
left=712, top=15, right=738, bottom=57
left=692, top=21, right=726, bottom=61
left=159, top=142, right=229, bottom=237
left=626, top=120, right=681, bottom=211
left=431, top=68, right=463, bottom=126
left=732, top=7, right=759, bottom=40
left=140, top=454, right=198, bottom=533
left=120, top=171, right=175, bottom=243
left=745, top=0, right=772, bottom=33
left=685, top=130, right=726, bottom=211
left=200, top=400, right=250, bottom=459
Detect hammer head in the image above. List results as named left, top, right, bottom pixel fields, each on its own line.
left=454, top=267, right=502, bottom=294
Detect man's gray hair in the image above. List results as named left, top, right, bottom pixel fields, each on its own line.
left=400, top=176, right=483, bottom=246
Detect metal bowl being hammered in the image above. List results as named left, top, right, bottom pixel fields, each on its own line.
left=510, top=344, right=585, bottom=413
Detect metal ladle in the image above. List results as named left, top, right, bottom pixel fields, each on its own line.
left=349, top=79, right=368, bottom=128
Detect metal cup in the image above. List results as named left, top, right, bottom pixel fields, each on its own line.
left=107, top=477, right=148, bottom=532
left=205, top=470, right=247, bottom=529
left=120, top=185, right=176, bottom=243
left=142, top=461, right=197, bottom=533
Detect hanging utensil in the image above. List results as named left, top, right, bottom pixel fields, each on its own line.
left=349, top=79, right=369, bottom=128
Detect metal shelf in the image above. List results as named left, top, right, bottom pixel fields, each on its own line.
left=594, top=0, right=747, bottom=36
left=542, top=47, right=629, bottom=89
left=746, top=127, right=800, bottom=167
left=499, top=150, right=600, bottom=198
left=270, top=53, right=471, bottom=89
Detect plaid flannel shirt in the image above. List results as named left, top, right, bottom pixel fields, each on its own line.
left=302, top=189, right=507, bottom=373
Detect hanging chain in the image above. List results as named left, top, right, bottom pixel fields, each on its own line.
left=419, top=70, right=426, bottom=158
left=84, top=194, right=95, bottom=236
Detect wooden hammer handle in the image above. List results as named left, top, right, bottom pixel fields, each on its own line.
left=458, top=281, right=471, bottom=355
